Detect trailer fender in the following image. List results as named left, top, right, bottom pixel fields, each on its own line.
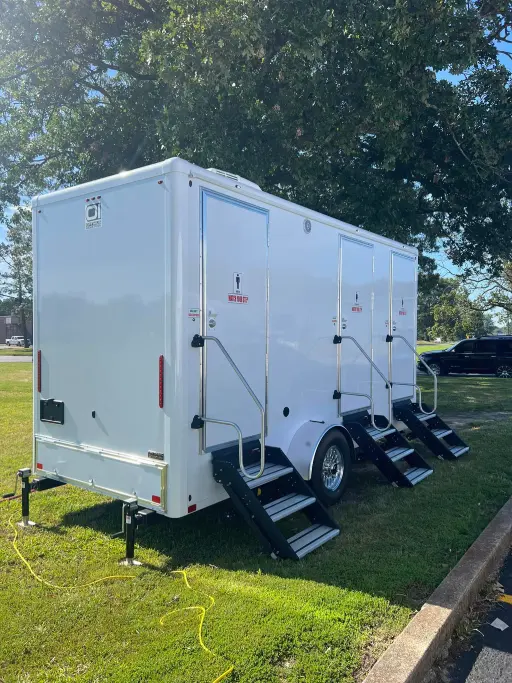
left=285, top=421, right=354, bottom=481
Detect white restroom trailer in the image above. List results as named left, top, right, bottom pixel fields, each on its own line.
left=32, top=157, right=462, bottom=560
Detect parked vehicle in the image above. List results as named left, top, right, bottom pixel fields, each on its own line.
left=6, top=336, right=31, bottom=347
left=418, top=336, right=512, bottom=377
left=29, top=157, right=469, bottom=561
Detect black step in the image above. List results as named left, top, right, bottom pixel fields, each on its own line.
left=366, top=426, right=396, bottom=439
left=241, top=462, right=293, bottom=488
left=288, top=524, right=340, bottom=559
left=394, top=400, right=470, bottom=461
left=404, top=467, right=433, bottom=486
left=344, top=412, right=433, bottom=487
left=212, top=446, right=339, bottom=560
left=431, top=428, right=453, bottom=439
left=263, top=493, right=316, bottom=522
left=416, top=413, right=436, bottom=422
left=450, top=445, right=470, bottom=458
left=385, top=446, right=415, bottom=462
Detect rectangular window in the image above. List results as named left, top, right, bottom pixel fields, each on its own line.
left=476, top=340, right=497, bottom=353
left=456, top=340, right=474, bottom=353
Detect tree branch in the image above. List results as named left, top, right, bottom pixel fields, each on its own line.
left=96, top=60, right=157, bottom=80
left=0, top=58, right=55, bottom=85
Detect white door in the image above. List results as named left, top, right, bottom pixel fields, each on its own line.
left=339, top=236, right=374, bottom=415
left=391, top=252, right=417, bottom=400
left=201, top=190, right=268, bottom=450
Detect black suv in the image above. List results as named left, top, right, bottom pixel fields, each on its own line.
left=419, top=336, right=512, bottom=378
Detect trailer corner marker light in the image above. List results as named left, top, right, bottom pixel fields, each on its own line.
left=188, top=504, right=197, bottom=514
left=158, top=355, right=164, bottom=408
left=36, top=463, right=43, bottom=470
left=151, top=495, right=161, bottom=504
left=37, top=350, right=41, bottom=393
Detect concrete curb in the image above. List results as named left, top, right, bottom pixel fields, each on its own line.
left=363, top=496, right=512, bottom=683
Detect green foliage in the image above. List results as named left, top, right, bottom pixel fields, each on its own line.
left=428, top=278, right=490, bottom=341
left=0, top=207, right=33, bottom=346
left=0, top=1, right=511, bottom=265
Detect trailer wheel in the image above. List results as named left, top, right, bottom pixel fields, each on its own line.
left=310, top=431, right=352, bottom=506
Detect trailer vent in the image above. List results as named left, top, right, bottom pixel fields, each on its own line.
left=207, top=168, right=261, bottom=191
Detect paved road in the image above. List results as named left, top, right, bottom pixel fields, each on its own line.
left=446, top=553, right=512, bottom=682
left=0, top=356, right=32, bottom=362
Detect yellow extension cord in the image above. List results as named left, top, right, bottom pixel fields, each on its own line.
left=7, top=514, right=234, bottom=683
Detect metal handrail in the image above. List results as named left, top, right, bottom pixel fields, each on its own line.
left=338, top=335, right=393, bottom=431
left=392, top=334, right=437, bottom=414
left=200, top=335, right=265, bottom=480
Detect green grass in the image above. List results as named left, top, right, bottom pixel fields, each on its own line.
left=416, top=342, right=453, bottom=353
left=1, top=367, right=512, bottom=682
left=418, top=374, right=512, bottom=414
left=0, top=347, right=33, bottom=356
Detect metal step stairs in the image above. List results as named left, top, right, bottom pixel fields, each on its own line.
left=212, top=442, right=340, bottom=560
left=393, top=400, right=470, bottom=460
left=343, top=411, right=434, bottom=487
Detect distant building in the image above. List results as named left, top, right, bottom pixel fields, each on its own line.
left=0, top=315, right=33, bottom=343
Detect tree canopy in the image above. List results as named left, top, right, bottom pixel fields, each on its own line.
left=0, top=207, right=33, bottom=345
left=424, top=277, right=494, bottom=341
left=1, top=1, right=511, bottom=267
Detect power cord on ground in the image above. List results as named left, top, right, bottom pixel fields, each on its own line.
left=4, top=494, right=234, bottom=683
left=162, top=570, right=235, bottom=683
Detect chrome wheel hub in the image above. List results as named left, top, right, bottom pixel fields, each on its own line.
left=430, top=363, right=441, bottom=376
left=322, top=446, right=344, bottom=491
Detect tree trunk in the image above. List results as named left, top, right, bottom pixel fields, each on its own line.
left=18, top=279, right=29, bottom=348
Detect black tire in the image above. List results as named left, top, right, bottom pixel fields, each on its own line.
left=496, top=365, right=512, bottom=378
left=310, top=430, right=352, bottom=506
left=428, top=361, right=447, bottom=376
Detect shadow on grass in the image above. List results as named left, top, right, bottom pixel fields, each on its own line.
left=53, top=421, right=512, bottom=613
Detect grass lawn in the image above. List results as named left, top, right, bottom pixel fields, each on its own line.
left=417, top=342, right=453, bottom=353
left=1, top=366, right=512, bottom=682
left=418, top=374, right=512, bottom=414
left=0, top=347, right=33, bottom=356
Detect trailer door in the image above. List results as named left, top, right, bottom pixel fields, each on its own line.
left=391, top=251, right=417, bottom=401
left=339, top=236, right=374, bottom=415
left=201, top=190, right=268, bottom=451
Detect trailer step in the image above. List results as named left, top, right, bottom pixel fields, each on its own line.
left=366, top=427, right=396, bottom=440
left=404, top=467, right=433, bottom=486
left=263, top=493, right=316, bottom=522
left=394, top=400, right=470, bottom=461
left=450, top=445, right=470, bottom=458
left=288, top=524, right=340, bottom=559
left=431, top=428, right=453, bottom=439
left=212, top=447, right=339, bottom=560
left=344, top=411, right=433, bottom=488
left=241, top=463, right=294, bottom=488
left=385, top=446, right=415, bottom=462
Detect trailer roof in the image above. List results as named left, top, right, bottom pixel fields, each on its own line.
left=33, top=157, right=417, bottom=255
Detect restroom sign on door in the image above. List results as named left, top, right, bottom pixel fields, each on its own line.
left=352, top=291, right=362, bottom=312
left=233, top=272, right=243, bottom=294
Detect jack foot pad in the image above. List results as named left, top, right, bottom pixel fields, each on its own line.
left=119, top=558, right=142, bottom=566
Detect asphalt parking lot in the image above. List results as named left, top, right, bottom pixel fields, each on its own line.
left=446, top=553, right=512, bottom=682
